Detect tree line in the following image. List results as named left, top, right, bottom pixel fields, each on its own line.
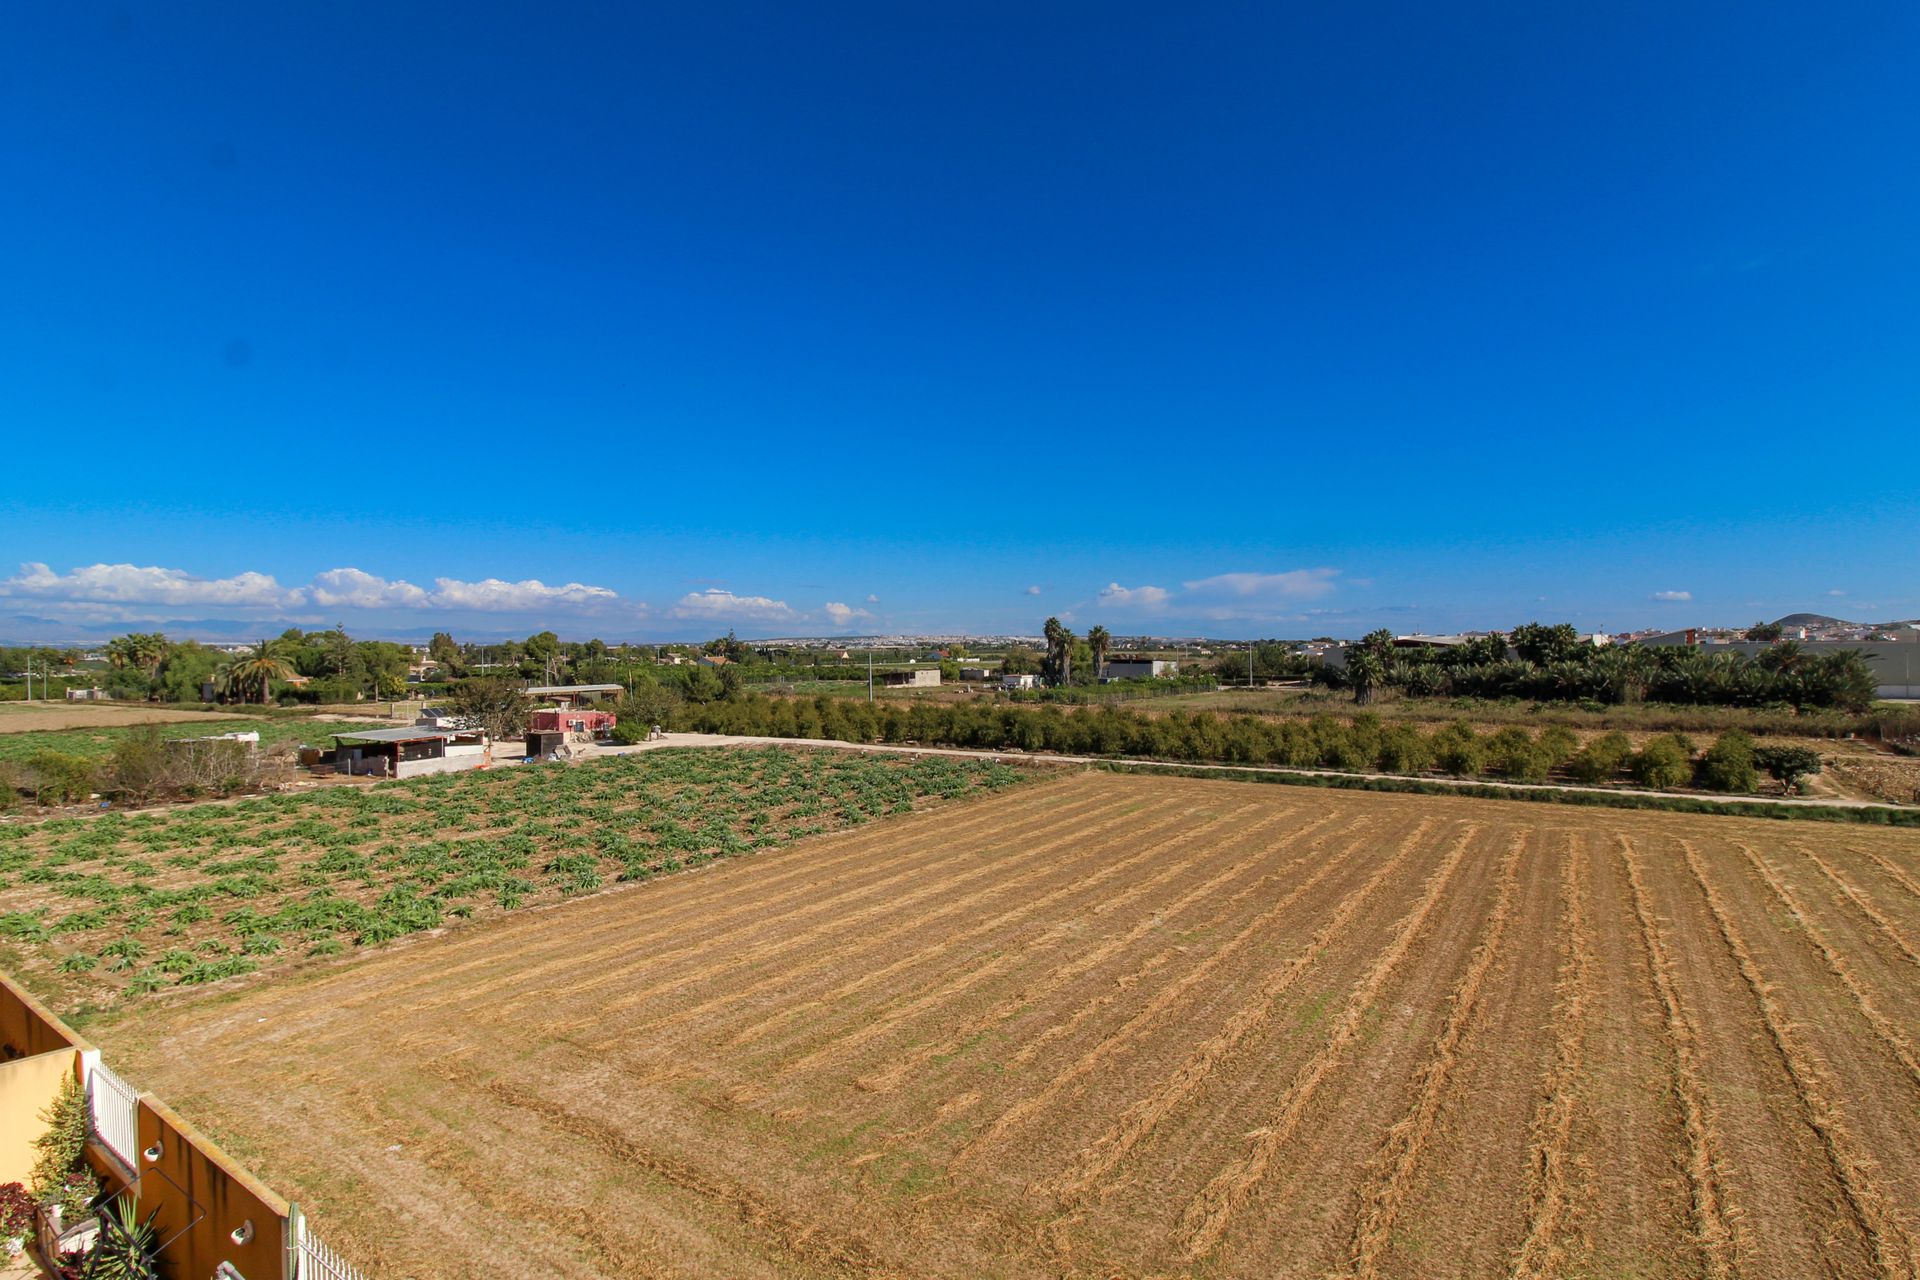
left=1328, top=623, right=1879, bottom=712
left=623, top=692, right=1820, bottom=796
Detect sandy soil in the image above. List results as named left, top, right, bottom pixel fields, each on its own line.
left=92, top=774, right=1920, bottom=1279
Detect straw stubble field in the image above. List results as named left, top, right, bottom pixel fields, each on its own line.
left=98, top=768, right=1920, bottom=1278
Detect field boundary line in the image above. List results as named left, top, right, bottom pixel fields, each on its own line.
left=1509, top=832, right=1595, bottom=1279
left=853, top=806, right=1343, bottom=1095
left=1738, top=843, right=1920, bottom=1087
left=1340, top=830, right=1528, bottom=1279
left=1176, top=821, right=1484, bottom=1260
left=1677, top=838, right=1917, bottom=1277
left=949, top=816, right=1419, bottom=1169
left=604, top=737, right=1920, bottom=824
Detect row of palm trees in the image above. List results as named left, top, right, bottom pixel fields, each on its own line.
left=1040, top=618, right=1112, bottom=685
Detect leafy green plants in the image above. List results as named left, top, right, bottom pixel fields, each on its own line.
left=0, top=746, right=1027, bottom=1003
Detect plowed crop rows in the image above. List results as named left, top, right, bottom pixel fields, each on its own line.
left=95, top=770, right=1920, bottom=1279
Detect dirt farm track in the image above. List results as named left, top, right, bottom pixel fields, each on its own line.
left=100, top=771, right=1920, bottom=1279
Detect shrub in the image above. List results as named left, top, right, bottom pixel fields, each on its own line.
left=1697, top=730, right=1758, bottom=793
left=1630, top=735, right=1694, bottom=790
left=25, top=753, right=95, bottom=806
left=1374, top=725, right=1432, bottom=775
left=1565, top=731, right=1632, bottom=784
left=1430, top=723, right=1482, bottom=777
left=1537, top=726, right=1580, bottom=767
left=1485, top=728, right=1552, bottom=783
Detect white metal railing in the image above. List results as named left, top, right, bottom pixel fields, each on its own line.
left=295, top=1221, right=369, bottom=1280
left=86, top=1059, right=140, bottom=1169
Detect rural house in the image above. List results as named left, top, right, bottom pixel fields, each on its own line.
left=331, top=725, right=490, bottom=778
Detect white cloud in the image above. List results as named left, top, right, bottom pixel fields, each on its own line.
left=1181, top=569, right=1340, bottom=602
left=865, top=594, right=880, bottom=604
left=309, top=567, right=430, bottom=609
left=1097, top=582, right=1172, bottom=609
left=823, top=601, right=875, bottom=627
left=428, top=576, right=619, bottom=612
left=0, top=561, right=629, bottom=624
left=668, top=588, right=801, bottom=624
left=1, top=562, right=304, bottom=611
left=1024, top=585, right=1042, bottom=596
left=1827, top=588, right=1847, bottom=597
left=1651, top=590, right=1692, bottom=602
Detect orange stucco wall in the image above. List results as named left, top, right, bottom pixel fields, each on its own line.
left=135, top=1095, right=289, bottom=1280
left=0, top=975, right=88, bottom=1061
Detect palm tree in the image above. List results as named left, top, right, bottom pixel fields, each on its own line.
left=218, top=638, right=296, bottom=705
left=1044, top=617, right=1075, bottom=687
left=1087, top=626, right=1111, bottom=681
left=1346, top=647, right=1383, bottom=706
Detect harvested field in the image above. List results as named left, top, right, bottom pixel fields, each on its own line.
left=0, top=703, right=240, bottom=734
left=90, top=769, right=1920, bottom=1278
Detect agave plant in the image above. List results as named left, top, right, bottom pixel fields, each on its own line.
left=85, top=1194, right=161, bottom=1280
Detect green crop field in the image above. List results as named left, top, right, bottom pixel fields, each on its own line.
left=0, top=746, right=1025, bottom=1015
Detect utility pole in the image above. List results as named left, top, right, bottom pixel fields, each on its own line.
left=1248, top=640, right=1254, bottom=689
left=868, top=649, right=874, bottom=705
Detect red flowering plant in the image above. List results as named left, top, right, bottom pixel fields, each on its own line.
left=0, top=1180, right=34, bottom=1242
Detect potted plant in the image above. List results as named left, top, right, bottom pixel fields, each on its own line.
left=28, top=1076, right=102, bottom=1256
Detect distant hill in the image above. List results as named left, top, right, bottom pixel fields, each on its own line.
left=1773, top=612, right=1920, bottom=631
left=1774, top=613, right=1854, bottom=628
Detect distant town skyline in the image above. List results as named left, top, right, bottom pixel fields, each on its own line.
left=3, top=7, right=1915, bottom=642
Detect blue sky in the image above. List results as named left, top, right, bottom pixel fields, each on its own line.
left=2, top=3, right=1915, bottom=641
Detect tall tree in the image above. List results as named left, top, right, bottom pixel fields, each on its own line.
left=1086, top=626, right=1111, bottom=679
left=428, top=632, right=461, bottom=671
left=1040, top=617, right=1077, bottom=685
